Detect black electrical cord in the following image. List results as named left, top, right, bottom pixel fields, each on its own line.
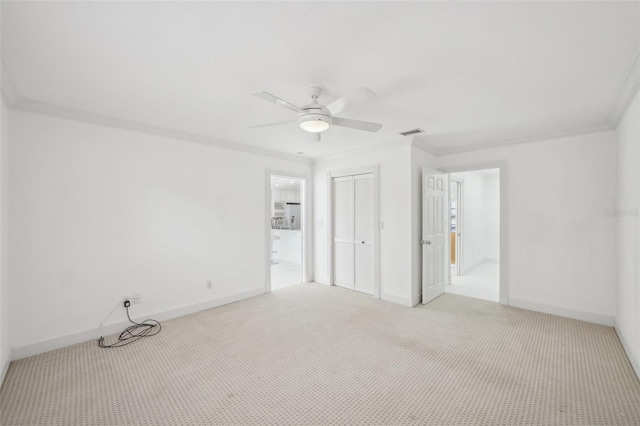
left=97, top=304, right=161, bottom=348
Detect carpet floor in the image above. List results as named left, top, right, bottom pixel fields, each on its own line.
left=1, top=283, right=639, bottom=425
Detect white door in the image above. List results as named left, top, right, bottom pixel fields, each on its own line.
left=422, top=171, right=448, bottom=304
left=354, top=174, right=374, bottom=294
left=333, top=173, right=374, bottom=295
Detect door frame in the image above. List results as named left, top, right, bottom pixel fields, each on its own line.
left=265, top=169, right=311, bottom=293
left=449, top=176, right=464, bottom=278
left=439, top=161, right=509, bottom=305
left=327, top=165, right=380, bottom=298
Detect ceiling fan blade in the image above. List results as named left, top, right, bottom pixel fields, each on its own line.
left=252, top=91, right=302, bottom=113
left=327, top=87, right=376, bottom=115
left=332, top=117, right=382, bottom=132
left=311, top=132, right=322, bottom=142
left=248, top=120, right=296, bottom=129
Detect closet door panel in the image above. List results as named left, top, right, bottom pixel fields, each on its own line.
left=354, top=174, right=374, bottom=294
left=333, top=177, right=354, bottom=289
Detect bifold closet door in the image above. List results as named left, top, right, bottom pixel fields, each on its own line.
left=333, top=176, right=354, bottom=289
left=332, top=173, right=374, bottom=295
left=353, top=174, right=374, bottom=294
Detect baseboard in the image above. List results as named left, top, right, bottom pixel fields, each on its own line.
left=380, top=292, right=413, bottom=307
left=0, top=352, right=10, bottom=390
left=614, top=321, right=640, bottom=381
left=509, top=298, right=614, bottom=326
left=462, top=258, right=485, bottom=275
left=11, top=288, right=265, bottom=360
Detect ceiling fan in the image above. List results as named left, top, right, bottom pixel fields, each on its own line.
left=250, top=85, right=383, bottom=142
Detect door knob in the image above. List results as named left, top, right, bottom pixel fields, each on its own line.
left=421, top=240, right=432, bottom=245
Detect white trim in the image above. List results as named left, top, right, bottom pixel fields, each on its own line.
left=12, top=98, right=312, bottom=165
left=326, top=172, right=333, bottom=284
left=0, top=352, right=10, bottom=390
left=380, top=292, right=413, bottom=307
left=462, top=258, right=485, bottom=276
left=411, top=137, right=438, bottom=155
left=372, top=165, right=381, bottom=299
left=449, top=176, right=464, bottom=277
left=439, top=161, right=509, bottom=306
left=0, top=56, right=19, bottom=107
left=329, top=165, right=377, bottom=179
left=614, top=321, right=640, bottom=380
left=609, top=45, right=640, bottom=128
left=424, top=125, right=612, bottom=157
left=509, top=298, right=614, bottom=327
left=11, top=288, right=265, bottom=360
left=265, top=170, right=273, bottom=293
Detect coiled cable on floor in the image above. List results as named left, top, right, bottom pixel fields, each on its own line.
left=97, top=303, right=161, bottom=348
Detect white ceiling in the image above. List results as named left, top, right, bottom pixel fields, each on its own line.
left=271, top=176, right=301, bottom=192
left=2, top=1, right=639, bottom=159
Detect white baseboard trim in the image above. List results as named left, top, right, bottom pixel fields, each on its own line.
left=462, top=258, right=485, bottom=275
left=509, top=298, right=614, bottom=326
left=0, top=352, right=10, bottom=390
left=11, top=288, right=265, bottom=361
left=614, top=321, right=640, bottom=380
left=380, top=292, right=413, bottom=307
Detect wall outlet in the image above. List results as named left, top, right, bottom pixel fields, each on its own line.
left=207, top=281, right=212, bottom=290
left=133, top=294, right=142, bottom=304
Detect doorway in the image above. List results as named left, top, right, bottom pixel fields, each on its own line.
left=449, top=178, right=462, bottom=278
left=269, top=174, right=304, bottom=291
left=422, top=165, right=507, bottom=305
left=446, top=169, right=500, bottom=302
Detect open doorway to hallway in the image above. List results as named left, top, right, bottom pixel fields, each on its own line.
left=446, top=169, right=500, bottom=302
left=270, top=175, right=304, bottom=290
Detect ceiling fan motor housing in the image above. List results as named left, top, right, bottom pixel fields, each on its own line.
left=297, top=105, right=332, bottom=133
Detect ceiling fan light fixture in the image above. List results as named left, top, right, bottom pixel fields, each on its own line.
left=298, top=113, right=332, bottom=133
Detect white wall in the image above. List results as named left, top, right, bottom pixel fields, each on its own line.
left=615, top=90, right=640, bottom=377
left=313, top=143, right=414, bottom=306
left=437, top=131, right=617, bottom=323
left=8, top=110, right=311, bottom=355
left=483, top=175, right=500, bottom=261
left=0, top=0, right=11, bottom=385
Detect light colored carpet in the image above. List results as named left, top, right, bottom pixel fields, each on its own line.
left=1, top=283, right=639, bottom=425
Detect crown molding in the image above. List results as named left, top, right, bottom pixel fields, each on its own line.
left=1, top=56, right=19, bottom=107
left=429, top=124, right=613, bottom=157
left=608, top=45, right=640, bottom=128
left=410, top=136, right=438, bottom=155
left=311, top=136, right=411, bottom=165
left=12, top=98, right=312, bottom=165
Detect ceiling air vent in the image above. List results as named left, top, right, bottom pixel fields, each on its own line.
left=399, top=128, right=425, bottom=137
